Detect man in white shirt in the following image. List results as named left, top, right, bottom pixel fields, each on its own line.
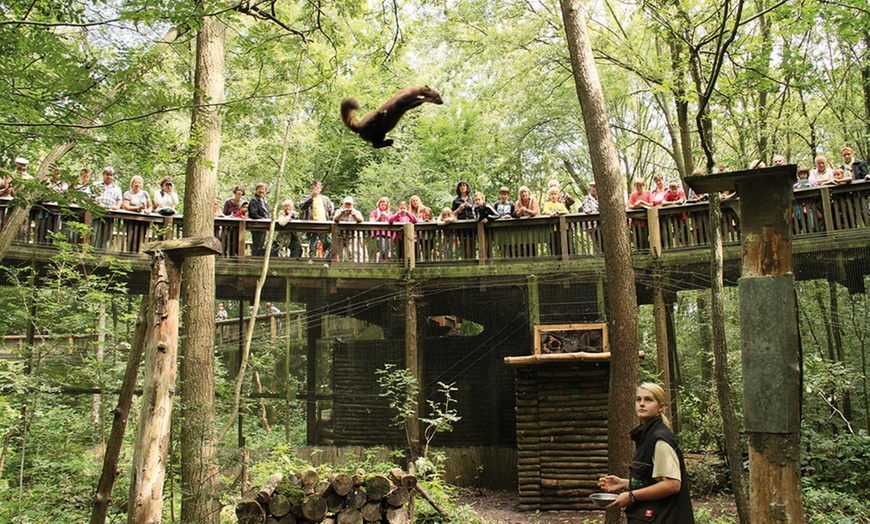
left=809, top=155, right=834, bottom=184
left=92, top=166, right=123, bottom=249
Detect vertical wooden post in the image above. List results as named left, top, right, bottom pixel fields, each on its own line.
left=527, top=275, right=540, bottom=340
left=127, top=237, right=220, bottom=524
left=557, top=216, right=569, bottom=261
left=687, top=166, right=804, bottom=523
left=284, top=278, right=293, bottom=444
left=647, top=207, right=662, bottom=255
left=652, top=267, right=671, bottom=415
left=476, top=221, right=487, bottom=265
left=237, top=220, right=247, bottom=258
left=404, top=282, right=420, bottom=458
left=596, top=273, right=606, bottom=322
left=306, top=300, right=321, bottom=445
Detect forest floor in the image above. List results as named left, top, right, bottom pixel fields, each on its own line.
left=458, top=489, right=738, bottom=524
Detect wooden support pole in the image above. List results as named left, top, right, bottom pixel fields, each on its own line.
left=404, top=282, right=420, bottom=458
left=284, top=278, right=293, bottom=444
left=527, top=275, right=540, bottom=341
left=652, top=262, right=672, bottom=417
left=596, top=273, right=605, bottom=322
left=306, top=301, right=321, bottom=445
left=127, top=237, right=219, bottom=524
left=687, top=166, right=804, bottom=523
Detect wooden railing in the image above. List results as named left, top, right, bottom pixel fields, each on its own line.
left=2, top=182, right=868, bottom=266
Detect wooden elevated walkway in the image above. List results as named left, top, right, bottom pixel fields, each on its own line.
left=2, top=181, right=869, bottom=302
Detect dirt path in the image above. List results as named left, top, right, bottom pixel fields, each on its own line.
left=459, top=489, right=737, bottom=524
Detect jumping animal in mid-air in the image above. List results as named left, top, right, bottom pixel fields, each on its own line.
left=340, top=86, right=443, bottom=148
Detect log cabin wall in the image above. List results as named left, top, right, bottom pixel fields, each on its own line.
left=514, top=361, right=609, bottom=511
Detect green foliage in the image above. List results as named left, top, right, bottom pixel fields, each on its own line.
left=802, top=432, right=870, bottom=497
left=376, top=363, right=420, bottom=428
left=421, top=382, right=461, bottom=458
left=377, top=364, right=462, bottom=464
left=693, top=506, right=737, bottom=524
left=803, top=485, right=870, bottom=524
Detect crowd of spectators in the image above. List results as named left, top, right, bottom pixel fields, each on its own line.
left=2, top=145, right=867, bottom=257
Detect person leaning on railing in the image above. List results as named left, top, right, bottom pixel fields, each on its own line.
left=276, top=199, right=302, bottom=257
left=92, top=167, right=123, bottom=250
left=840, top=146, right=868, bottom=181
left=514, top=185, right=539, bottom=218
left=333, top=196, right=365, bottom=262
left=153, top=176, right=179, bottom=216
left=122, top=175, right=153, bottom=253
left=369, top=196, right=393, bottom=263
left=298, top=179, right=334, bottom=258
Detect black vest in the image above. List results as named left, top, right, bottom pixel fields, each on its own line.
left=625, top=417, right=695, bottom=524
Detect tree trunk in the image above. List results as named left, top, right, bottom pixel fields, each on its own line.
left=559, top=3, right=640, bottom=523
left=668, top=38, right=694, bottom=178
left=708, top=194, right=751, bottom=524
left=180, top=7, right=225, bottom=524
left=90, top=299, right=148, bottom=524
left=862, top=34, right=870, bottom=158
left=828, top=280, right=852, bottom=422
left=697, top=293, right=713, bottom=387
left=127, top=253, right=181, bottom=524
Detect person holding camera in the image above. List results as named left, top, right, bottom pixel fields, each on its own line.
left=153, top=176, right=179, bottom=216
left=334, top=195, right=364, bottom=223
left=333, top=196, right=364, bottom=261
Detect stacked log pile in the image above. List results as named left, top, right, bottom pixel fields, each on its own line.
left=237, top=467, right=421, bottom=524
left=513, top=361, right=609, bottom=511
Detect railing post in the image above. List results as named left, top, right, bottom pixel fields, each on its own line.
left=237, top=220, right=247, bottom=259
left=477, top=221, right=487, bottom=264
left=647, top=207, right=662, bottom=256
left=819, top=186, right=833, bottom=232
left=404, top=223, right=415, bottom=270
left=558, top=216, right=569, bottom=261
left=331, top=223, right=340, bottom=262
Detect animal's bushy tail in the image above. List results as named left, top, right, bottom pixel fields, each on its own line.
left=340, top=98, right=361, bottom=131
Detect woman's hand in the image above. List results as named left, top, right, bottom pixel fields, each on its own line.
left=606, top=492, right=633, bottom=510
left=598, top=475, right=627, bottom=492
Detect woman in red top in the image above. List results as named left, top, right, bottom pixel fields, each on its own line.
left=628, top=178, right=653, bottom=210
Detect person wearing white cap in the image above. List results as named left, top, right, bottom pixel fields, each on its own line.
left=333, top=196, right=363, bottom=223
left=14, top=157, right=32, bottom=180
left=333, top=195, right=364, bottom=262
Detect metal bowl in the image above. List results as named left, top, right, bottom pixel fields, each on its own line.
left=589, top=492, right=618, bottom=508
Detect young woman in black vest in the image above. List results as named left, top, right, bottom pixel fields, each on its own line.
left=598, top=383, right=695, bottom=523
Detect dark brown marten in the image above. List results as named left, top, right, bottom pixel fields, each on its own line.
left=341, top=86, right=443, bottom=148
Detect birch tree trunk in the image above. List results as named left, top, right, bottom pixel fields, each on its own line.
left=179, top=7, right=225, bottom=523
left=559, top=3, right=639, bottom=522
